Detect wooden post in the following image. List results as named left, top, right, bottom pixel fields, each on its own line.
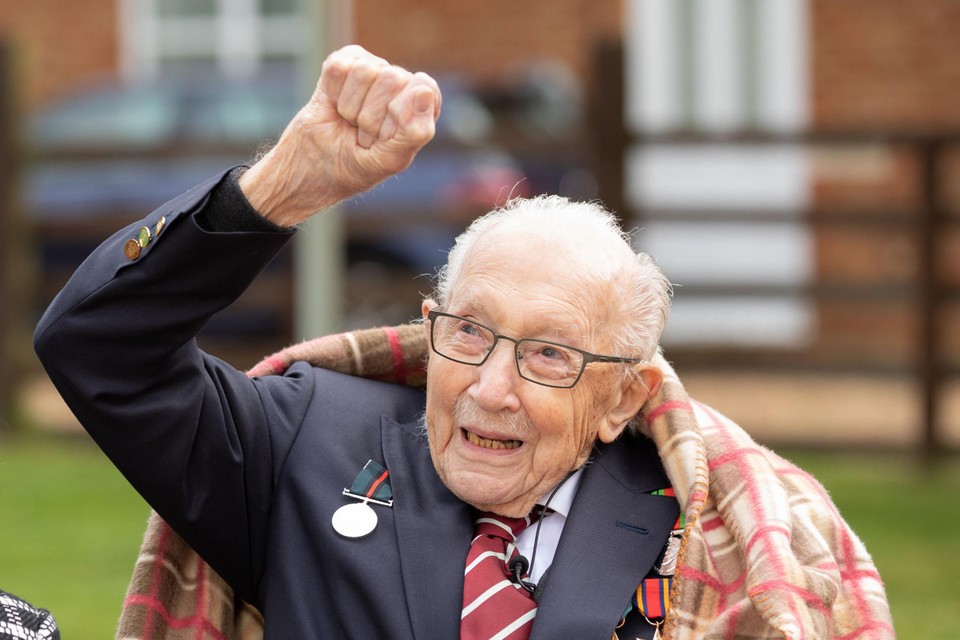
left=589, top=39, right=627, bottom=223
left=0, top=39, right=18, bottom=429
left=0, top=39, right=32, bottom=433
left=918, top=140, right=944, bottom=460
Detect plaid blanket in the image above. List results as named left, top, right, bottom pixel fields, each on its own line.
left=115, top=323, right=893, bottom=640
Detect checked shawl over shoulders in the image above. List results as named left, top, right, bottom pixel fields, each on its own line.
left=115, top=323, right=894, bottom=640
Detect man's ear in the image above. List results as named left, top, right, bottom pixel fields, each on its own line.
left=422, top=298, right=438, bottom=320
left=597, top=364, right=664, bottom=443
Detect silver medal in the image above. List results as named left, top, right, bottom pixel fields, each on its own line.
left=656, top=530, right=683, bottom=576
left=332, top=501, right=378, bottom=538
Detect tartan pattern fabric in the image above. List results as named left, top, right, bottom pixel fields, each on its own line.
left=116, top=512, right=263, bottom=640
left=0, top=590, right=60, bottom=640
left=640, top=361, right=894, bottom=639
left=115, top=322, right=894, bottom=640
left=461, top=513, right=540, bottom=640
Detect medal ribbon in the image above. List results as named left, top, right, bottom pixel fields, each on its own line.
left=349, top=459, right=393, bottom=503
left=621, top=486, right=683, bottom=624
left=633, top=577, right=672, bottom=620
left=651, top=487, right=684, bottom=529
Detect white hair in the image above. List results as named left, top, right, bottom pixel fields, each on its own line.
left=430, top=195, right=672, bottom=366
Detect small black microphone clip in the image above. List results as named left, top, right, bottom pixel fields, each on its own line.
left=509, top=555, right=537, bottom=594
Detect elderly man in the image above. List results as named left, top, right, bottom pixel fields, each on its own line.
left=35, top=47, right=893, bottom=640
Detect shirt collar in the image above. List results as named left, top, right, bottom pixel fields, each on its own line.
left=536, top=468, right=583, bottom=519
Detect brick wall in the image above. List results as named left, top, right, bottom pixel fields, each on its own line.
left=1, top=0, right=621, bottom=108
left=812, top=0, right=960, bottom=131
left=0, top=0, right=118, bottom=109
left=3, top=0, right=959, bottom=128
left=809, top=141, right=959, bottom=364
left=808, top=0, right=960, bottom=366
left=353, top=0, right=620, bottom=89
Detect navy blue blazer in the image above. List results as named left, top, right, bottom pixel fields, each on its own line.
left=34, top=173, right=679, bottom=639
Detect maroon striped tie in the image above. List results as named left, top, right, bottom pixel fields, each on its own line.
left=461, top=511, right=539, bottom=640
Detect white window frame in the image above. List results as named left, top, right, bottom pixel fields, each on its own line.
left=624, top=0, right=814, bottom=347
left=119, top=0, right=306, bottom=81
left=626, top=0, right=809, bottom=134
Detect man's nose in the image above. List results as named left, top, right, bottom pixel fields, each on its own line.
left=469, top=340, right=522, bottom=413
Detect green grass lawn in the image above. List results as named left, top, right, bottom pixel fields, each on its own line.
left=0, top=434, right=150, bottom=640
left=1, top=434, right=957, bottom=639
left=783, top=449, right=960, bottom=640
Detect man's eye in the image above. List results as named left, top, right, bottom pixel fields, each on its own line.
left=457, top=322, right=481, bottom=337
left=535, top=345, right=567, bottom=361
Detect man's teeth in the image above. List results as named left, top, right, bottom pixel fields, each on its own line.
left=465, top=430, right=522, bottom=450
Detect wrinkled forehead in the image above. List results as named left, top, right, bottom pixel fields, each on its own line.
left=447, top=221, right=627, bottom=341
left=458, top=215, right=630, bottom=287
left=458, top=222, right=587, bottom=284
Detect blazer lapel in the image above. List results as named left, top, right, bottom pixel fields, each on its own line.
left=531, top=434, right=679, bottom=640
left=381, top=417, right=473, bottom=640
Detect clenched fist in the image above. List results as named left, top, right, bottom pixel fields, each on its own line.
left=239, top=45, right=442, bottom=227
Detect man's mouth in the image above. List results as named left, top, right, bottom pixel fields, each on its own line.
left=463, top=428, right=523, bottom=450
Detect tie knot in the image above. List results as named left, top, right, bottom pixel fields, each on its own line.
left=474, top=511, right=540, bottom=541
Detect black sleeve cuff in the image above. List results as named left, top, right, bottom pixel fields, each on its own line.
left=194, top=167, right=290, bottom=233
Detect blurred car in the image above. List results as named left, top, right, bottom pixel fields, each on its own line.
left=29, top=74, right=532, bottom=256
left=25, top=72, right=536, bottom=338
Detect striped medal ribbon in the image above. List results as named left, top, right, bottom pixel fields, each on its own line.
left=614, top=487, right=684, bottom=640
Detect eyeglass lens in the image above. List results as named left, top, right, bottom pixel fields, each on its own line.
left=431, top=314, right=584, bottom=386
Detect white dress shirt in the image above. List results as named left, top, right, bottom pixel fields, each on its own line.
left=514, top=468, right=583, bottom=584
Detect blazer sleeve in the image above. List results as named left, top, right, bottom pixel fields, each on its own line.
left=33, top=170, right=306, bottom=601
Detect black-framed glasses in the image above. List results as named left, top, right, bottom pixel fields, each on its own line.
left=426, top=310, right=644, bottom=389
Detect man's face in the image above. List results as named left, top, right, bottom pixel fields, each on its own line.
left=422, top=233, right=635, bottom=517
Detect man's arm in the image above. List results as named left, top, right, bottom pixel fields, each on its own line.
left=33, top=46, right=440, bottom=601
